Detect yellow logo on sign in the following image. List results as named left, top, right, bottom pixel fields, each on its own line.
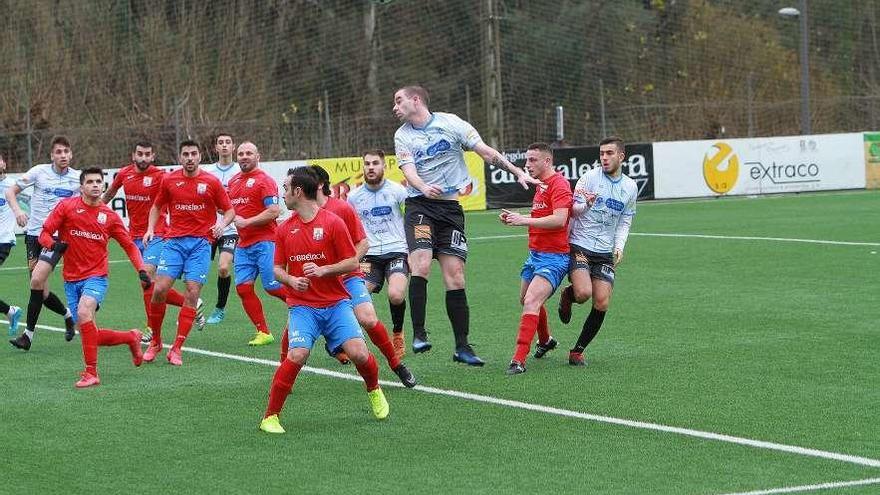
left=703, top=142, right=739, bottom=194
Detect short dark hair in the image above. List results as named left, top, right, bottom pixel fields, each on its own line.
left=288, top=167, right=318, bottom=200
left=399, top=85, right=429, bottom=106
left=179, top=139, right=200, bottom=153
left=362, top=149, right=386, bottom=161
left=599, top=136, right=625, bottom=153
left=51, top=136, right=71, bottom=150
left=216, top=132, right=234, bottom=144
left=134, top=140, right=153, bottom=150
left=79, top=167, right=104, bottom=184
left=310, top=165, right=332, bottom=196
left=527, top=142, right=552, bottom=155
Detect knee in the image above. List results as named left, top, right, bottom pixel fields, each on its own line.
left=287, top=348, right=309, bottom=365
left=408, top=254, right=431, bottom=278
left=356, top=307, right=378, bottom=330
left=76, top=308, right=91, bottom=324
left=218, top=267, right=231, bottom=278
left=593, top=297, right=609, bottom=312
left=522, top=294, right=544, bottom=314
left=236, top=283, right=253, bottom=297
left=387, top=288, right=405, bottom=306
left=443, top=268, right=465, bottom=290
left=573, top=285, right=592, bottom=304
left=346, top=345, right=370, bottom=365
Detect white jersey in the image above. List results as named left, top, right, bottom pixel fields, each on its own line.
left=0, top=176, right=17, bottom=244
left=15, top=164, right=81, bottom=236
left=348, top=180, right=408, bottom=256
left=394, top=112, right=482, bottom=198
left=203, top=161, right=240, bottom=236
left=569, top=167, right=637, bottom=254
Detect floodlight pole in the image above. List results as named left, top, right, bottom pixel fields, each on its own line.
left=798, top=0, right=811, bottom=135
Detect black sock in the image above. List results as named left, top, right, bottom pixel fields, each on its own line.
left=390, top=300, right=406, bottom=333
left=0, top=300, right=10, bottom=315
left=27, top=289, right=44, bottom=332
left=572, top=308, right=607, bottom=353
left=43, top=291, right=68, bottom=317
left=445, top=289, right=470, bottom=349
left=216, top=276, right=231, bottom=309
left=409, top=276, right=427, bottom=339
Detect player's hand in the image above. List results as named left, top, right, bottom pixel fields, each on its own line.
left=420, top=183, right=444, bottom=199
left=142, top=230, right=154, bottom=246
left=211, top=223, right=225, bottom=239
left=498, top=209, right=510, bottom=224
left=515, top=169, right=542, bottom=189
left=302, top=262, right=326, bottom=278
left=613, top=249, right=623, bottom=266
left=233, top=215, right=249, bottom=229
left=15, top=212, right=28, bottom=227
left=289, top=276, right=310, bottom=291
left=503, top=210, right=527, bottom=226
left=575, top=188, right=597, bottom=207
left=138, top=270, right=152, bottom=289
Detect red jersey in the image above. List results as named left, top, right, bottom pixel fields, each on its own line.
left=154, top=169, right=232, bottom=240
left=322, top=196, right=367, bottom=280
left=110, top=164, right=169, bottom=238
left=528, top=172, right=573, bottom=254
left=274, top=209, right=356, bottom=308
left=40, top=197, right=143, bottom=282
left=227, top=168, right=279, bottom=248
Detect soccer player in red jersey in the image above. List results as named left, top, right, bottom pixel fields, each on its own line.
left=102, top=141, right=193, bottom=342
left=259, top=167, right=389, bottom=434
left=40, top=167, right=151, bottom=387
left=227, top=142, right=288, bottom=345
left=307, top=166, right=416, bottom=387
left=142, top=140, right=234, bottom=366
left=499, top=143, right=573, bottom=375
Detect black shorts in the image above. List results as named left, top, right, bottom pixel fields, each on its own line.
left=404, top=196, right=468, bottom=261
left=25, top=234, right=63, bottom=268
left=569, top=245, right=615, bottom=286
left=361, top=253, right=409, bottom=292
left=0, top=243, right=12, bottom=266
left=211, top=234, right=239, bottom=260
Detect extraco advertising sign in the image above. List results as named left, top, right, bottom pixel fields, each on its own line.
left=653, top=133, right=866, bottom=199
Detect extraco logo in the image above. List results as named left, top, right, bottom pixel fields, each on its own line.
left=703, top=142, right=739, bottom=194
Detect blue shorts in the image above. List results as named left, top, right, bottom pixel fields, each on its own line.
left=63, top=276, right=108, bottom=324
left=287, top=300, right=363, bottom=352
left=343, top=276, right=373, bottom=307
left=157, top=237, right=211, bottom=284
left=234, top=241, right=282, bottom=291
left=135, top=237, right=165, bottom=267
left=520, top=250, right=570, bottom=292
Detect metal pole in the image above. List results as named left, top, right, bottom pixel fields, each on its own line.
left=25, top=89, right=33, bottom=169
left=174, top=97, right=181, bottom=156
left=323, top=89, right=332, bottom=156
left=599, top=78, right=607, bottom=138
left=747, top=71, right=755, bottom=137
left=799, top=0, right=811, bottom=134
left=555, top=106, right=564, bottom=142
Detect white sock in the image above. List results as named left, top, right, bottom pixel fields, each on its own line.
left=7, top=306, right=18, bottom=317
left=64, top=307, right=72, bottom=319
left=24, top=330, right=34, bottom=340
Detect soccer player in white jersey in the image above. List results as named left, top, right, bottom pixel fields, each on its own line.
left=557, top=136, right=637, bottom=366
left=348, top=149, right=410, bottom=359
left=393, top=85, right=537, bottom=365
left=5, top=136, right=79, bottom=350
left=203, top=132, right=241, bottom=325
left=0, top=154, right=24, bottom=335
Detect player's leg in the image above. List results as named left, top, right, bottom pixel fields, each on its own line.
left=509, top=255, right=559, bottom=374
left=66, top=282, right=100, bottom=387
left=386, top=256, right=409, bottom=359
left=0, top=244, right=22, bottom=336
left=145, top=238, right=186, bottom=360
left=570, top=277, right=613, bottom=366
left=167, top=238, right=212, bottom=365
left=208, top=236, right=236, bottom=324
left=332, top=303, right=389, bottom=419
left=559, top=247, right=593, bottom=324
left=404, top=202, right=436, bottom=353
left=260, top=306, right=317, bottom=434
left=32, top=237, right=75, bottom=332
left=437, top=253, right=483, bottom=366
left=235, top=245, right=273, bottom=346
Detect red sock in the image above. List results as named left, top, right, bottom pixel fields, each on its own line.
left=355, top=353, right=380, bottom=391
left=149, top=302, right=166, bottom=344
left=266, top=287, right=288, bottom=303
left=537, top=306, right=550, bottom=345
left=237, top=283, right=269, bottom=334
left=279, top=325, right=289, bottom=363
left=79, top=320, right=99, bottom=375
left=97, top=328, right=131, bottom=346
left=173, top=306, right=196, bottom=351
left=142, top=286, right=154, bottom=323
left=165, top=288, right=185, bottom=307
left=513, top=313, right=539, bottom=364
left=265, top=359, right=302, bottom=418
left=365, top=321, right=399, bottom=369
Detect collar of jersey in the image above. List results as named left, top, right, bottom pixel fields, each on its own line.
left=603, top=171, right=623, bottom=184
left=411, top=113, right=435, bottom=131
left=215, top=162, right=238, bottom=172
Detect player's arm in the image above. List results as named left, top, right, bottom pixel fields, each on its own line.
left=473, top=142, right=539, bottom=189
left=399, top=163, right=442, bottom=199
left=212, top=185, right=235, bottom=238
left=111, top=219, right=145, bottom=271
left=502, top=207, right=569, bottom=229
left=235, top=190, right=280, bottom=229
left=5, top=183, right=28, bottom=227
left=613, top=195, right=637, bottom=266
left=101, top=173, right=124, bottom=204
left=273, top=231, right=309, bottom=291
left=302, top=221, right=358, bottom=278
left=571, top=175, right=595, bottom=215
left=143, top=204, right=161, bottom=245
left=38, top=208, right=64, bottom=249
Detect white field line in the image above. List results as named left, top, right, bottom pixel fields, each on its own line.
left=4, top=320, right=879, bottom=470
left=714, top=477, right=880, bottom=495
left=469, top=232, right=880, bottom=246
